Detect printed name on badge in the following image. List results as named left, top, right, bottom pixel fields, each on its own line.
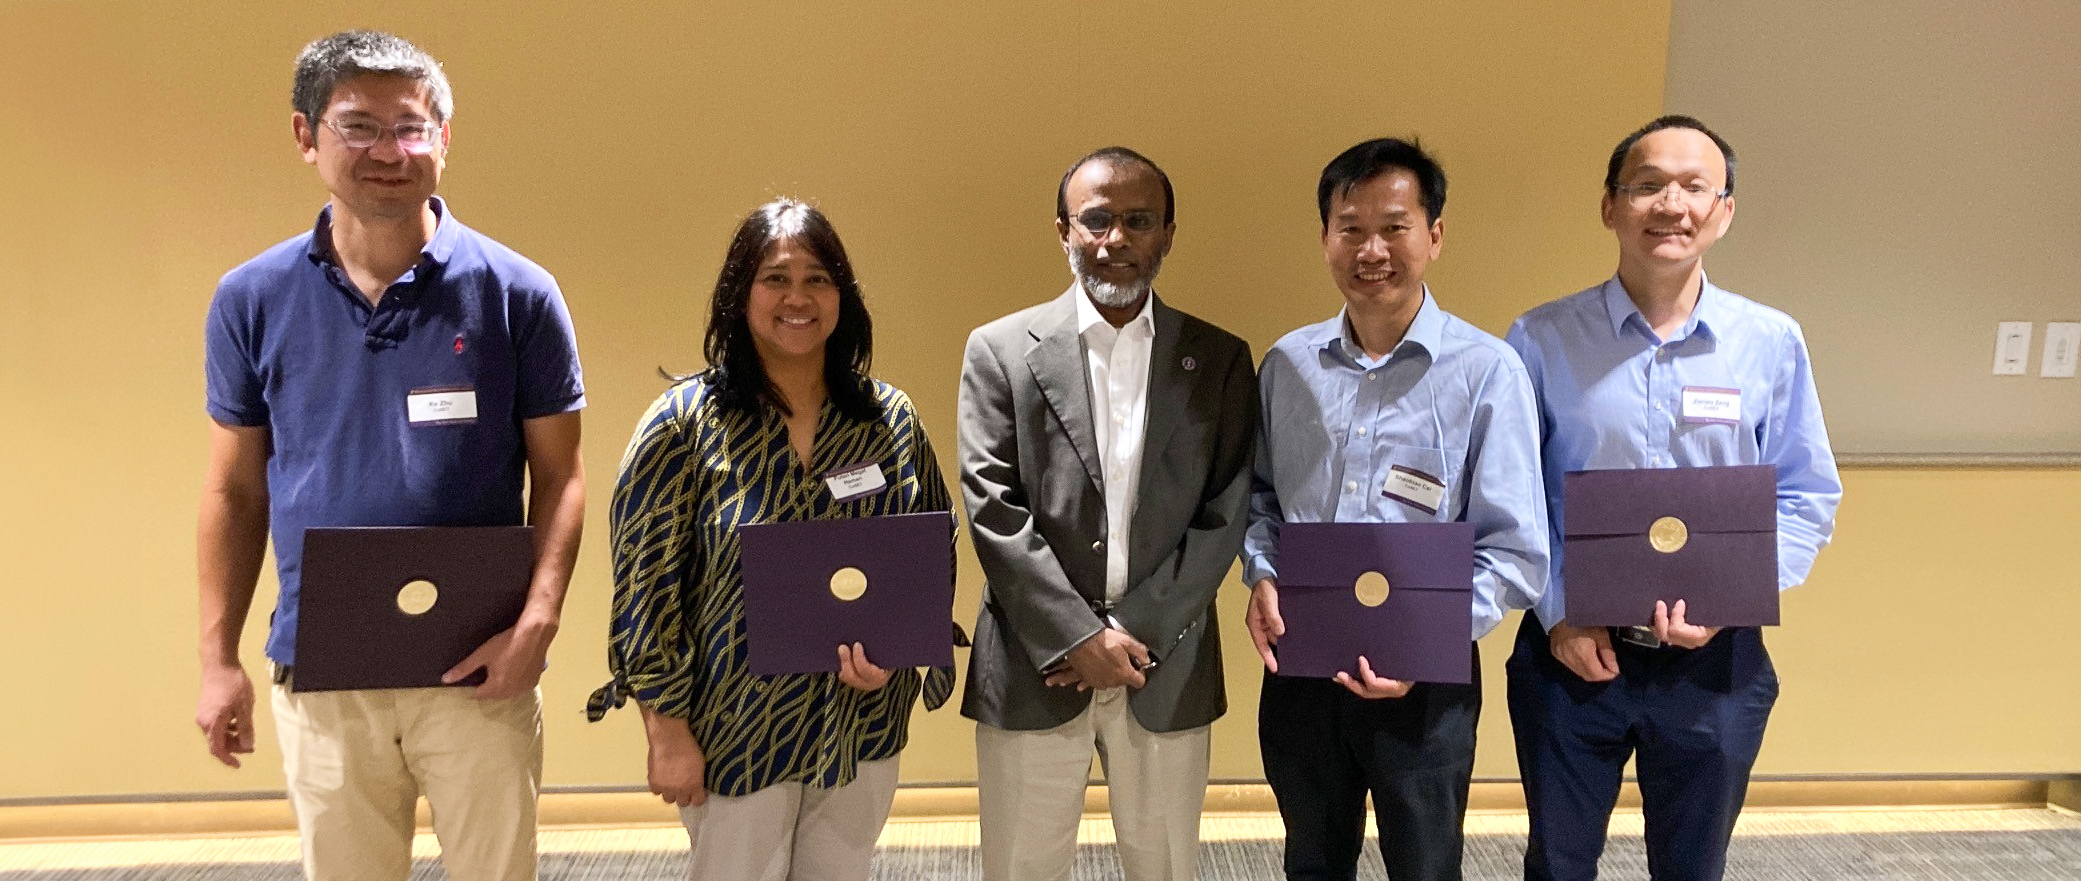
left=407, top=386, right=478, bottom=425
left=1382, top=464, right=1446, bottom=515
left=824, top=462, right=888, bottom=502
left=1680, top=386, right=1741, bottom=425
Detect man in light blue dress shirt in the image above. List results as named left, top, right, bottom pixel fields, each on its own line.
left=1243, top=138, right=1548, bottom=881
left=1503, top=116, right=1842, bottom=881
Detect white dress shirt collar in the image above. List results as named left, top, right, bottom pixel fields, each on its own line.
left=1075, top=285, right=1157, bottom=341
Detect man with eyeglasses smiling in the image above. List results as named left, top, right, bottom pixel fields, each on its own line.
left=959, top=147, right=1257, bottom=881
left=1504, top=115, right=1841, bottom=881
left=195, top=30, right=585, bottom=881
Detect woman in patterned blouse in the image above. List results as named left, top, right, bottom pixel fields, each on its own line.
left=588, top=199, right=955, bottom=878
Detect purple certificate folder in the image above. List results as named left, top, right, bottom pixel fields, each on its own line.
left=294, top=526, right=533, bottom=692
left=738, top=511, right=956, bottom=676
left=1562, top=464, right=1779, bottom=627
left=1275, top=522, right=1475, bottom=684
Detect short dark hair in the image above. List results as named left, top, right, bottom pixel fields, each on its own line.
left=293, top=30, right=453, bottom=125
left=701, top=199, right=879, bottom=421
left=1317, top=138, right=1447, bottom=227
left=1055, top=146, right=1176, bottom=226
left=1604, top=114, right=1738, bottom=195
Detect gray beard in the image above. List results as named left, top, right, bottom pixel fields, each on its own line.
left=1069, top=248, right=1161, bottom=309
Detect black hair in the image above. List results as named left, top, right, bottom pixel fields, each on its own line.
left=698, top=199, right=879, bottom=421
left=1604, top=114, right=1738, bottom=195
left=1055, top=146, right=1176, bottom=226
left=1317, top=137, right=1447, bottom=227
left=293, top=30, right=453, bottom=125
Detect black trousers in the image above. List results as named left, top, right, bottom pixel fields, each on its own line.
left=1258, top=644, right=1480, bottom=881
left=1505, top=614, right=1777, bottom=881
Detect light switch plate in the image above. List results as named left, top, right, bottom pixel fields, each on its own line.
left=1994, top=321, right=2032, bottom=375
left=2042, top=322, right=2079, bottom=378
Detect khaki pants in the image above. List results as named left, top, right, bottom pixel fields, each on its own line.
left=677, top=755, right=900, bottom=881
left=976, top=688, right=1211, bottom=881
left=272, top=682, right=542, bottom=881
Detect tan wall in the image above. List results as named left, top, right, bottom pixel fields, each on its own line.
left=1765, top=469, right=2081, bottom=772
left=5, top=2, right=2070, bottom=805
left=1665, top=0, right=2081, bottom=456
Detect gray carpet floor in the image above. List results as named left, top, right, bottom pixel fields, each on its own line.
left=4, top=809, right=2078, bottom=879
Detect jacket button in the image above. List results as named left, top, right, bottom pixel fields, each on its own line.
left=1091, top=540, right=1104, bottom=552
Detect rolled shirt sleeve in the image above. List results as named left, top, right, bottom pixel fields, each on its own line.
left=589, top=386, right=703, bottom=720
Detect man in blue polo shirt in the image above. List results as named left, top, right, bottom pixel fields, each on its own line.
left=1243, top=137, right=1548, bottom=881
left=194, top=30, right=585, bottom=881
left=1504, top=115, right=1841, bottom=881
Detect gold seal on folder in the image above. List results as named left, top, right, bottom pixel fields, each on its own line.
left=1649, top=516, right=1689, bottom=554
left=1354, top=570, right=1392, bottom=607
left=395, top=579, right=439, bottom=616
left=829, top=566, right=868, bottom=602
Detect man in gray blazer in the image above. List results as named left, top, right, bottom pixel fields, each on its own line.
left=958, top=146, right=1257, bottom=881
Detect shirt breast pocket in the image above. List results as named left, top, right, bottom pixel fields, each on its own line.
left=1378, top=445, right=1466, bottom=522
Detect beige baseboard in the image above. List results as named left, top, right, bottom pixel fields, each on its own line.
left=2, top=777, right=2070, bottom=841
left=2051, top=777, right=2081, bottom=812
left=894, top=777, right=2063, bottom=819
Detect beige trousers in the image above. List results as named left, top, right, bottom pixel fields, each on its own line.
left=677, top=755, right=901, bottom=881
left=271, top=682, right=542, bottom=881
left=975, top=688, right=1211, bottom=881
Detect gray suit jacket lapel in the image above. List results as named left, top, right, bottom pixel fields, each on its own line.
left=1129, top=298, right=1193, bottom=577
left=1140, top=298, right=1190, bottom=467
left=1025, top=289, right=1103, bottom=495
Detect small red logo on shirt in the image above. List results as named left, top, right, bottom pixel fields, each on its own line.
left=454, top=334, right=466, bottom=355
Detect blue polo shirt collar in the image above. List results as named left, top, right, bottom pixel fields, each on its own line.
left=302, top=195, right=459, bottom=270
left=1315, top=287, right=1445, bottom=368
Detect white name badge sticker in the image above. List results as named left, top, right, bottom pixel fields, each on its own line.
left=1680, top=386, right=1741, bottom=425
left=824, top=461, right=888, bottom=502
left=407, top=387, right=478, bottom=425
left=1382, top=464, right=1446, bottom=516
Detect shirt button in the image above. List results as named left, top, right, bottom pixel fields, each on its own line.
left=1345, top=481, right=1358, bottom=493
left=1357, top=427, right=1368, bottom=437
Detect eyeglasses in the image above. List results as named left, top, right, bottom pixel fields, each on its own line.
left=1611, top=179, right=1728, bottom=209
left=324, top=117, right=442, bottom=155
left=1070, top=208, right=1163, bottom=237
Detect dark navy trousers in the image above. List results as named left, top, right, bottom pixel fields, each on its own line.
left=1259, top=644, right=1481, bottom=881
left=1505, top=614, right=1777, bottom=881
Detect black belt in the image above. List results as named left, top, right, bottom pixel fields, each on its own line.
left=1613, top=626, right=1664, bottom=649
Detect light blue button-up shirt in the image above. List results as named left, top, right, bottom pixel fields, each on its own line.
left=1243, top=291, right=1550, bottom=640
left=1506, top=276, right=1843, bottom=630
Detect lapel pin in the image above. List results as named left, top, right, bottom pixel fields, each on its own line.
left=1182, top=356, right=1197, bottom=372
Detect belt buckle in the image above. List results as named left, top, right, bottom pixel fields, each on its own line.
left=271, top=662, right=294, bottom=685
left=1616, top=626, right=1663, bottom=649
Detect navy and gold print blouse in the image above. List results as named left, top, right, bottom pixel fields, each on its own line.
left=587, top=375, right=955, bottom=796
